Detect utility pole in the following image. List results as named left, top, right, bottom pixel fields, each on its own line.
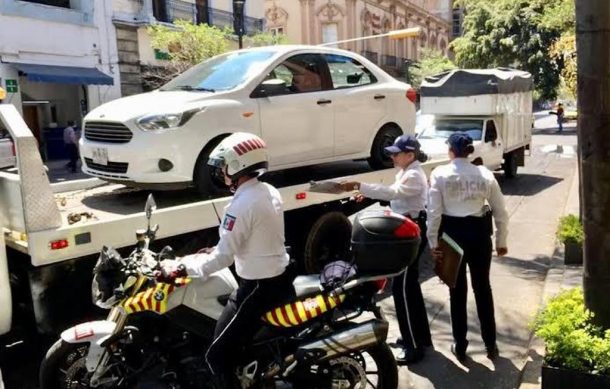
left=233, top=0, right=245, bottom=49
left=576, top=0, right=610, bottom=328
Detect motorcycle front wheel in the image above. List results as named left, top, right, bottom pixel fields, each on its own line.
left=40, top=340, right=95, bottom=389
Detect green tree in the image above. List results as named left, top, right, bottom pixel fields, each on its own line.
left=410, top=49, right=457, bottom=87
left=452, top=0, right=575, bottom=101
left=246, top=31, right=289, bottom=47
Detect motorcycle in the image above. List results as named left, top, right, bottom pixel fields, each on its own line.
left=39, top=195, right=421, bottom=389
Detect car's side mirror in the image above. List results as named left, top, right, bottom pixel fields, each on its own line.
left=251, top=79, right=287, bottom=98
left=145, top=194, right=157, bottom=220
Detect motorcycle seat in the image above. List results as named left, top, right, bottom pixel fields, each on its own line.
left=292, top=275, right=323, bottom=297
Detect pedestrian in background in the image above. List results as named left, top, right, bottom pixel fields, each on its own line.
left=338, top=134, right=432, bottom=365
left=556, top=103, right=565, bottom=133
left=63, top=120, right=79, bottom=173
left=427, top=132, right=509, bottom=362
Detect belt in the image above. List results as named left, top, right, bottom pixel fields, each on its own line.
left=405, top=210, right=426, bottom=219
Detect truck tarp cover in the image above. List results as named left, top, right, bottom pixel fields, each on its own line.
left=420, top=68, right=533, bottom=97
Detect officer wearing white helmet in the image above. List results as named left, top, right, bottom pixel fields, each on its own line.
left=163, top=132, right=292, bottom=388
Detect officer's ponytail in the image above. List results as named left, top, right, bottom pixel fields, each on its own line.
left=416, top=150, right=428, bottom=163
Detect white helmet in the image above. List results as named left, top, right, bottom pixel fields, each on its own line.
left=208, top=132, right=269, bottom=181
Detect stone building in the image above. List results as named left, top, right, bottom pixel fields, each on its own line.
left=265, top=0, right=452, bottom=75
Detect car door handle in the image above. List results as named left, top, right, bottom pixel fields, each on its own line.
left=317, top=99, right=332, bottom=105
left=374, top=94, right=386, bottom=100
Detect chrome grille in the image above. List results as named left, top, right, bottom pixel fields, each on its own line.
left=84, top=121, right=133, bottom=144
left=84, top=158, right=129, bottom=174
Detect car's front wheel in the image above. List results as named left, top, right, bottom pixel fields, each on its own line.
left=193, top=138, right=230, bottom=198
left=368, top=125, right=403, bottom=170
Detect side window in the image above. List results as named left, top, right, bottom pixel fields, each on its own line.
left=262, top=54, right=325, bottom=96
left=324, top=54, right=376, bottom=89
left=485, top=120, right=498, bottom=142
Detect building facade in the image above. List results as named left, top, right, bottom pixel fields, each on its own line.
left=112, top=0, right=266, bottom=96
left=0, top=0, right=121, bottom=151
left=265, top=0, right=452, bottom=74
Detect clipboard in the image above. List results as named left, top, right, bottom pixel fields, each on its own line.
left=434, top=233, right=464, bottom=288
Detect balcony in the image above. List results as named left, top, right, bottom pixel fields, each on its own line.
left=207, top=7, right=264, bottom=34
left=115, top=0, right=264, bottom=34
left=382, top=55, right=398, bottom=68
left=362, top=51, right=378, bottom=64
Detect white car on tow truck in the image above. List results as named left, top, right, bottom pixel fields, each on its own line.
left=80, top=45, right=417, bottom=195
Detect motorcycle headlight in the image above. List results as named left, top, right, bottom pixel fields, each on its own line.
left=136, top=108, right=202, bottom=131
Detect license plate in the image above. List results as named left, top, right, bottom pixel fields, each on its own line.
left=92, top=147, right=108, bottom=166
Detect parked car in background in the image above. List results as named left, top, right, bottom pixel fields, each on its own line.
left=80, top=45, right=417, bottom=195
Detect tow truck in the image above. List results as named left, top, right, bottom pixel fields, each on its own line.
left=0, top=104, right=443, bottom=340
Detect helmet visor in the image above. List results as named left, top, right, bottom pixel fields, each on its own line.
left=207, top=156, right=226, bottom=169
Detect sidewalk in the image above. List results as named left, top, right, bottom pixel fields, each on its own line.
left=518, top=148, right=583, bottom=389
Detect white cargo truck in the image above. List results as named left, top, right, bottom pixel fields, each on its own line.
left=417, top=68, right=533, bottom=177
left=0, top=104, right=442, bottom=343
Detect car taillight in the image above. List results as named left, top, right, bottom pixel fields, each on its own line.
left=374, top=278, right=388, bottom=293
left=406, top=88, right=417, bottom=104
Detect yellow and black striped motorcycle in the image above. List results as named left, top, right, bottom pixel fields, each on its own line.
left=40, top=195, right=421, bottom=389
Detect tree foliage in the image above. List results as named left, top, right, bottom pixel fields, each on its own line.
left=452, top=0, right=575, bottom=101
left=410, top=49, right=457, bottom=87
left=144, top=21, right=288, bottom=90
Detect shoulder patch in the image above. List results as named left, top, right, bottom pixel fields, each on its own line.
left=222, top=214, right=237, bottom=231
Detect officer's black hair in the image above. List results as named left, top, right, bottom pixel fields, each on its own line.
left=452, top=144, right=475, bottom=158
left=416, top=150, right=428, bottom=163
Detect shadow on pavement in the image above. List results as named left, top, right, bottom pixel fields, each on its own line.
left=407, top=349, right=522, bottom=389
left=497, top=174, right=563, bottom=197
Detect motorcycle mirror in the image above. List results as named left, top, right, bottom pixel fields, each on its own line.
left=145, top=194, right=157, bottom=220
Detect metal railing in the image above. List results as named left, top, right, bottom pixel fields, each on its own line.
left=208, top=7, right=264, bottom=34
left=362, top=51, right=378, bottom=64
left=147, top=0, right=264, bottom=33
left=383, top=55, right=398, bottom=67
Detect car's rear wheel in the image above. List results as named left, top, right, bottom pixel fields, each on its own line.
left=193, top=138, right=230, bottom=198
left=368, top=125, right=402, bottom=170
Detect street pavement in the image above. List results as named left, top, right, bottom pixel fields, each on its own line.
left=384, top=114, right=580, bottom=388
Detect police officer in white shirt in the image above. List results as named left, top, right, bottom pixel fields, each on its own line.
left=339, top=134, right=432, bottom=365
left=164, top=133, right=292, bottom=388
left=427, top=132, right=509, bottom=362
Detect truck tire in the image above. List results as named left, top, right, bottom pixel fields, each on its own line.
left=304, top=212, right=352, bottom=274
left=368, top=125, right=402, bottom=170
left=194, top=137, right=230, bottom=198
left=503, top=151, right=518, bottom=178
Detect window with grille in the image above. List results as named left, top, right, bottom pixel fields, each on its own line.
left=21, top=0, right=71, bottom=8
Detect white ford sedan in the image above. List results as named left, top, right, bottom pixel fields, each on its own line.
left=80, top=45, right=416, bottom=195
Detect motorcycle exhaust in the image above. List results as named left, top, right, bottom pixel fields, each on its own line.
left=296, top=319, right=388, bottom=362
left=263, top=319, right=388, bottom=379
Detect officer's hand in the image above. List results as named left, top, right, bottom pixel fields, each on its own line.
left=353, top=193, right=366, bottom=203
left=431, top=248, right=444, bottom=261
left=496, top=247, right=508, bottom=257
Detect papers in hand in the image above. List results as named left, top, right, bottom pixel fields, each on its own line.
left=308, top=180, right=343, bottom=194
left=434, top=233, right=464, bottom=288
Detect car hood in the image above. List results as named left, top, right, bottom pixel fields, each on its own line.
left=85, top=90, right=219, bottom=123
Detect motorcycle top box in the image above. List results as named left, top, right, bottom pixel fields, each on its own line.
left=351, top=210, right=421, bottom=276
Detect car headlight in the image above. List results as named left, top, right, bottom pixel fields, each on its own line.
left=136, top=108, right=202, bottom=131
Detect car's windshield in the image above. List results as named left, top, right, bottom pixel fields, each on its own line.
left=418, top=119, right=484, bottom=141
left=160, top=50, right=276, bottom=92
